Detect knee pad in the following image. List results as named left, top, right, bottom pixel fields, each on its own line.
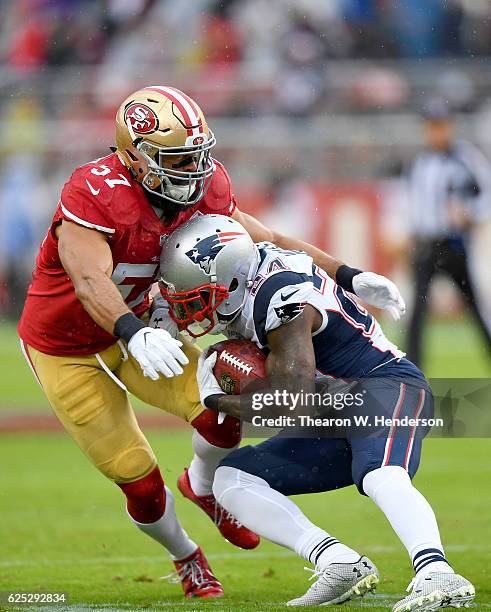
left=191, top=409, right=241, bottom=448
left=213, top=465, right=268, bottom=505
left=118, top=466, right=166, bottom=523
left=362, top=465, right=411, bottom=498
left=100, top=442, right=157, bottom=484
left=213, top=465, right=237, bottom=503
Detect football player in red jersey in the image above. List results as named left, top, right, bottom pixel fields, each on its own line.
left=18, top=86, right=405, bottom=599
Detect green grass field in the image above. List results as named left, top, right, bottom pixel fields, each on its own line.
left=1, top=318, right=490, bottom=611
left=1, top=434, right=490, bottom=612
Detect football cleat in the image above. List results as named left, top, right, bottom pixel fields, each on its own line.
left=178, top=468, right=260, bottom=549
left=392, top=572, right=475, bottom=611
left=162, top=546, right=224, bottom=598
left=286, top=556, right=379, bottom=606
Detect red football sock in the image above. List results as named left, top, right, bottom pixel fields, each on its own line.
left=187, top=410, right=241, bottom=496
left=117, top=466, right=165, bottom=524
left=191, top=409, right=241, bottom=448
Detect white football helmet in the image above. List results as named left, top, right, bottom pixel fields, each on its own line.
left=159, top=215, right=259, bottom=337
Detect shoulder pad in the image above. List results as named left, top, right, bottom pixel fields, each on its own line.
left=64, top=156, right=140, bottom=227
left=252, top=270, right=313, bottom=346
left=201, top=160, right=233, bottom=212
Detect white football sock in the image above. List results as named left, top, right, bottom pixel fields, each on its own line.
left=363, top=466, right=453, bottom=577
left=187, top=430, right=238, bottom=496
left=129, top=486, right=197, bottom=561
left=213, top=466, right=360, bottom=566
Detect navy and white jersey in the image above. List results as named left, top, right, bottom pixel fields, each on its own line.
left=227, top=243, right=415, bottom=380
left=406, top=140, right=491, bottom=238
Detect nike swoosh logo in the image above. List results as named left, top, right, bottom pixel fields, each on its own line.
left=85, top=179, right=100, bottom=196
left=281, top=289, right=299, bottom=301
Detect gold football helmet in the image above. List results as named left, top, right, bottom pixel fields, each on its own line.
left=115, top=86, right=216, bottom=207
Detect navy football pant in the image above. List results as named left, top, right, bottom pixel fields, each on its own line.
left=220, top=380, right=431, bottom=495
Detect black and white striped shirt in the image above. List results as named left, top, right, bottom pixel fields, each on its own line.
left=406, top=140, right=491, bottom=238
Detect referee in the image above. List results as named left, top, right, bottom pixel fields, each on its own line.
left=406, top=99, right=491, bottom=367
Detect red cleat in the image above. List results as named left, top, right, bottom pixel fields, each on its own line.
left=178, top=468, right=260, bottom=550
left=167, top=546, right=224, bottom=598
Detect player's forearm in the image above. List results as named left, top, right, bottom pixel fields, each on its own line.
left=273, top=234, right=343, bottom=279
left=208, top=343, right=316, bottom=421
left=73, top=272, right=131, bottom=335
left=210, top=389, right=289, bottom=420
left=233, top=208, right=345, bottom=279
left=210, top=375, right=316, bottom=421
left=58, top=221, right=132, bottom=335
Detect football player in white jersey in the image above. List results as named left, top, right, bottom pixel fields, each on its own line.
left=159, top=214, right=475, bottom=611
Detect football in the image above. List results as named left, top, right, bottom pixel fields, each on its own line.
left=209, top=339, right=267, bottom=394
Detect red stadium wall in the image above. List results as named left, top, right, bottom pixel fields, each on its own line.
left=236, top=182, right=387, bottom=274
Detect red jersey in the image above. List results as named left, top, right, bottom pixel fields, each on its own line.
left=18, top=153, right=237, bottom=356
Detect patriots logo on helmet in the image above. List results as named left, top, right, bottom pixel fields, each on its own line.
left=185, top=231, right=245, bottom=274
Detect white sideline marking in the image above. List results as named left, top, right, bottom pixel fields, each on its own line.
left=0, top=543, right=483, bottom=569
left=0, top=550, right=294, bottom=568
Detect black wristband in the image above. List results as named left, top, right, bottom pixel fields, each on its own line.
left=204, top=393, right=224, bottom=411
left=113, top=312, right=146, bottom=343
left=335, top=264, right=363, bottom=293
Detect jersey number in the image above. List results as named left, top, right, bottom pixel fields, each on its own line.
left=91, top=164, right=131, bottom=189
left=312, top=265, right=373, bottom=333
left=112, top=263, right=159, bottom=309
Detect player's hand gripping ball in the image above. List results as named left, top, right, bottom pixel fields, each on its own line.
left=209, top=339, right=267, bottom=395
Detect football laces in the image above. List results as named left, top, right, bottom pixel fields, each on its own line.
left=219, top=350, right=253, bottom=376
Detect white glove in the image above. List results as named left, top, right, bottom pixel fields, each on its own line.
left=128, top=327, right=189, bottom=381
left=197, top=351, right=225, bottom=408
left=149, top=303, right=180, bottom=339
left=352, top=272, right=406, bottom=321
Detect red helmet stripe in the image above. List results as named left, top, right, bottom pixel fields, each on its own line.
left=218, top=231, right=245, bottom=243
left=167, top=86, right=203, bottom=128
left=145, top=86, right=202, bottom=137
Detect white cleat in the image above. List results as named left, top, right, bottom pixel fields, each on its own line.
left=286, top=556, right=379, bottom=606
left=393, top=572, right=475, bottom=611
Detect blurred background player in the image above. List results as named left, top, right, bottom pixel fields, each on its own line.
left=404, top=99, right=491, bottom=367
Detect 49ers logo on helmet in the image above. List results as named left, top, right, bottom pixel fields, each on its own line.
left=125, top=103, right=158, bottom=134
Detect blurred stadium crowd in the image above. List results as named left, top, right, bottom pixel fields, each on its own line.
left=4, top=1, right=491, bottom=73
left=2, top=0, right=491, bottom=319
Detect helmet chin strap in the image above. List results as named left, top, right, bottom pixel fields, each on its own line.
left=161, top=175, right=197, bottom=202
left=190, top=314, right=227, bottom=337
left=135, top=146, right=197, bottom=205
left=123, top=148, right=190, bottom=215
left=195, top=263, right=228, bottom=334
left=116, top=151, right=199, bottom=221
left=122, top=126, right=211, bottom=208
